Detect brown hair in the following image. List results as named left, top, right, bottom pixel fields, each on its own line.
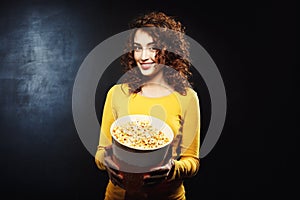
left=120, top=11, right=192, bottom=95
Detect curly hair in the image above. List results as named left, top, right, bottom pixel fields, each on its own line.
left=120, top=11, right=192, bottom=95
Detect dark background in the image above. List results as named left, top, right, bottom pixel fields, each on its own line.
left=0, top=0, right=297, bottom=199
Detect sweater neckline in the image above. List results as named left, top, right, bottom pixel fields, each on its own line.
left=135, top=91, right=176, bottom=99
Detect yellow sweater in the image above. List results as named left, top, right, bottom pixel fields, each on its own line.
left=95, top=84, right=200, bottom=200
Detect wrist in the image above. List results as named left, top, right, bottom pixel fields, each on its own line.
left=166, top=159, right=176, bottom=181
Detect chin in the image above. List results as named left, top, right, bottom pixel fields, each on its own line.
left=139, top=69, right=156, bottom=76
left=141, top=72, right=154, bottom=76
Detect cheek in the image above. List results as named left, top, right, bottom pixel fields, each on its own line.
left=133, top=53, right=140, bottom=61
left=151, top=54, right=156, bottom=60
left=149, top=52, right=158, bottom=62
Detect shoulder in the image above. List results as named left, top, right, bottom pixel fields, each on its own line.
left=176, top=87, right=199, bottom=101
left=107, top=83, right=130, bottom=96
left=186, top=88, right=200, bottom=107
left=175, top=87, right=200, bottom=111
left=185, top=87, right=198, bottom=98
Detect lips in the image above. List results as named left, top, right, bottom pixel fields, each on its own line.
left=140, top=62, right=154, bottom=70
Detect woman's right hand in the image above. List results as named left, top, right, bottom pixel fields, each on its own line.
left=104, top=145, right=124, bottom=188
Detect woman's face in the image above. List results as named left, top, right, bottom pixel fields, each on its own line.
left=133, top=29, right=163, bottom=77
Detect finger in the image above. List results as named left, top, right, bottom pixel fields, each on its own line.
left=110, top=175, right=125, bottom=188
left=104, top=157, right=119, bottom=170
left=148, top=168, right=170, bottom=176
left=148, top=160, right=173, bottom=172
left=144, top=176, right=167, bottom=186
left=107, top=167, right=123, bottom=180
left=144, top=173, right=168, bottom=180
left=143, top=174, right=150, bottom=179
left=107, top=169, right=124, bottom=188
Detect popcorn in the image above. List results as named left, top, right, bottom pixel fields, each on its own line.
left=112, top=119, right=170, bottom=150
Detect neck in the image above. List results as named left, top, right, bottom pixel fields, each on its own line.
left=140, top=70, right=174, bottom=98
left=144, top=70, right=166, bottom=85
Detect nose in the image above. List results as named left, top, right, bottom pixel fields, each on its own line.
left=141, top=48, right=150, bottom=60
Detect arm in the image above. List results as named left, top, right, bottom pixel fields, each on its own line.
left=169, top=90, right=201, bottom=180
left=95, top=86, right=116, bottom=170
left=144, top=90, right=201, bottom=184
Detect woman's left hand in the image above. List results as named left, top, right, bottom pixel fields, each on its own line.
left=143, top=158, right=174, bottom=186
left=104, top=145, right=124, bottom=188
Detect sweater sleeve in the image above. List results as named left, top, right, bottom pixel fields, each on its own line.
left=170, top=90, right=201, bottom=180
left=95, top=86, right=116, bottom=170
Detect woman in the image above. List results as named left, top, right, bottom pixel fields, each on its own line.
left=95, top=11, right=200, bottom=200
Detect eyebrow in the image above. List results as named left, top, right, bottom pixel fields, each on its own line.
left=133, top=42, right=156, bottom=46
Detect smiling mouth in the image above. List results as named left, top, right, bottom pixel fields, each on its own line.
left=140, top=63, right=154, bottom=70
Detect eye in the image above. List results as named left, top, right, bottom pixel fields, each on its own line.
left=148, top=46, right=159, bottom=52
left=133, top=46, right=142, bottom=51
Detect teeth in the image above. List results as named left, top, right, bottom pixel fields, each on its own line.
left=142, top=63, right=153, bottom=66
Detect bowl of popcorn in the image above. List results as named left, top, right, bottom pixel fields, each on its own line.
left=110, top=114, right=174, bottom=172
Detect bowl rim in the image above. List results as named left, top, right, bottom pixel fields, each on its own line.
left=110, top=114, right=174, bottom=151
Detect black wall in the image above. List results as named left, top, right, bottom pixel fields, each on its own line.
left=0, top=0, right=297, bottom=199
